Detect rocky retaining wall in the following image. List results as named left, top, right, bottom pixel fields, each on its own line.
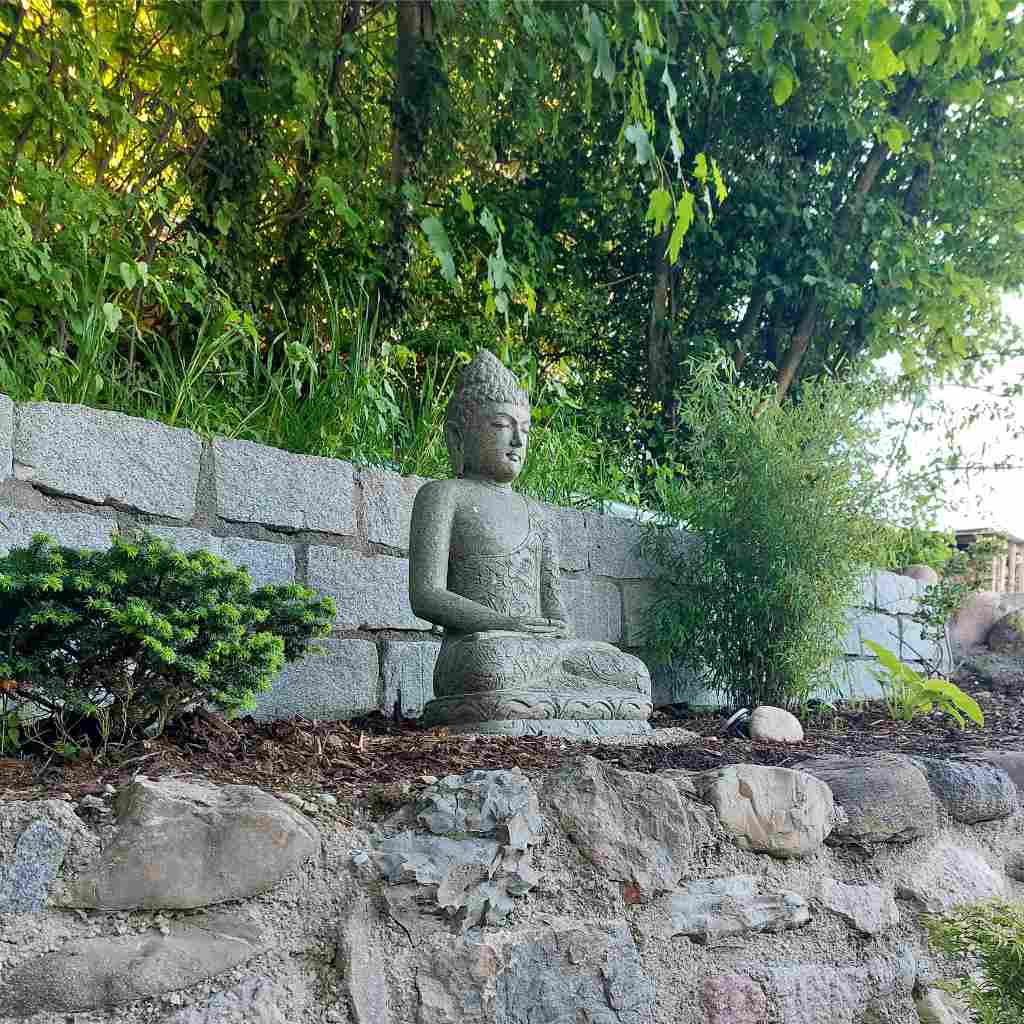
left=0, top=397, right=940, bottom=718
left=2, top=748, right=1023, bottom=1023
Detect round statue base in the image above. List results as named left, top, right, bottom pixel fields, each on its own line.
left=443, top=719, right=653, bottom=739
left=421, top=687, right=652, bottom=740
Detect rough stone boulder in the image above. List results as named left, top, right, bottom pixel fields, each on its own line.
left=748, top=706, right=804, bottom=743
left=765, top=953, right=917, bottom=1024
left=415, top=919, right=655, bottom=1024
left=911, top=757, right=1018, bottom=823
left=987, top=610, right=1024, bottom=655
left=540, top=756, right=712, bottom=893
left=0, top=799, right=97, bottom=912
left=954, top=648, right=1024, bottom=693
left=692, top=764, right=835, bottom=858
left=1004, top=840, right=1024, bottom=882
left=903, top=564, right=939, bottom=585
left=371, top=768, right=542, bottom=936
left=795, top=754, right=937, bottom=844
left=0, top=911, right=264, bottom=1017
left=949, top=592, right=1003, bottom=650
left=815, top=878, right=899, bottom=936
left=895, top=840, right=1006, bottom=912
left=649, top=875, right=810, bottom=944
left=959, top=750, right=1024, bottom=801
left=62, top=777, right=320, bottom=910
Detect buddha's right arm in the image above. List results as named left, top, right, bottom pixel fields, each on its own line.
left=407, top=480, right=514, bottom=633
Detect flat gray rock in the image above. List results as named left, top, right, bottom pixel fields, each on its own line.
left=164, top=975, right=297, bottom=1024
left=541, top=756, right=712, bottom=893
left=815, top=878, right=899, bottom=935
left=692, top=764, right=835, bottom=858
left=0, top=912, right=263, bottom=1016
left=337, top=897, right=390, bottom=1024
left=416, top=919, right=655, bottom=1024
left=700, top=973, right=768, bottom=1024
left=652, top=876, right=810, bottom=944
left=959, top=750, right=1024, bottom=801
left=896, top=841, right=1006, bottom=912
left=987, top=610, right=1024, bottom=655
left=796, top=753, right=937, bottom=844
left=0, top=819, right=67, bottom=912
left=912, top=757, right=1018, bottom=823
left=62, top=776, right=319, bottom=910
left=0, top=799, right=97, bottom=912
left=766, top=953, right=917, bottom=1024
left=1004, top=840, right=1024, bottom=882
left=373, top=769, right=541, bottom=935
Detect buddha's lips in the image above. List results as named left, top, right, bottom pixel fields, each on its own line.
left=505, top=451, right=521, bottom=462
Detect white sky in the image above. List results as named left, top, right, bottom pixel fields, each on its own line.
left=891, top=293, right=1024, bottom=537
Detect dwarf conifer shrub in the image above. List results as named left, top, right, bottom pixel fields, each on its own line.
left=0, top=531, right=335, bottom=740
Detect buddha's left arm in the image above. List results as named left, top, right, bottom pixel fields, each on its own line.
left=539, top=513, right=572, bottom=630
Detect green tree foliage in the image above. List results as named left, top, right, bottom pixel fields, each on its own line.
left=641, top=358, right=894, bottom=709
left=3, top=0, right=1024, bottom=444
left=0, top=531, right=335, bottom=740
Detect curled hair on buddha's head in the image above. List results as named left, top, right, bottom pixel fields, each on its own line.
left=445, top=350, right=529, bottom=477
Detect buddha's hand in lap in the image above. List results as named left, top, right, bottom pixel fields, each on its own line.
left=503, top=616, right=574, bottom=640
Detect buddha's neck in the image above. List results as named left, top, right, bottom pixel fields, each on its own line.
left=463, top=474, right=515, bottom=491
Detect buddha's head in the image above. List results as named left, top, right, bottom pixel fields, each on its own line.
left=445, top=350, right=530, bottom=482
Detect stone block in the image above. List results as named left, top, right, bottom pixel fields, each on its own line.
left=855, top=611, right=901, bottom=654
left=360, top=467, right=404, bottom=547
left=252, top=639, right=379, bottom=721
left=382, top=641, right=439, bottom=718
left=14, top=403, right=201, bottom=518
left=899, top=615, right=941, bottom=664
left=0, top=394, right=12, bottom=479
left=552, top=507, right=589, bottom=572
left=585, top=514, right=657, bottom=578
left=559, top=575, right=621, bottom=643
left=838, top=613, right=862, bottom=655
left=213, top=439, right=355, bottom=535
left=650, top=658, right=720, bottom=708
left=874, top=571, right=919, bottom=613
left=0, top=509, right=115, bottom=556
left=828, top=657, right=885, bottom=700
left=852, top=573, right=876, bottom=609
left=221, top=537, right=295, bottom=586
left=621, top=580, right=657, bottom=647
left=144, top=525, right=218, bottom=553
left=307, top=547, right=428, bottom=629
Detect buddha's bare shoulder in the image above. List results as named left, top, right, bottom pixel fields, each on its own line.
left=411, top=478, right=465, bottom=516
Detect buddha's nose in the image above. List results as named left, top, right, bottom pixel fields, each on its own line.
left=511, top=428, right=524, bottom=446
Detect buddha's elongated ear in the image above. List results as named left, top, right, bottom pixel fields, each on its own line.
left=444, top=421, right=464, bottom=478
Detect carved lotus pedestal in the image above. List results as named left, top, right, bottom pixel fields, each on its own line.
left=420, top=630, right=653, bottom=738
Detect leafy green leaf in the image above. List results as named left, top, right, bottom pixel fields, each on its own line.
left=868, top=41, right=904, bottom=80
left=772, top=66, right=795, bottom=106
left=645, top=187, right=673, bottom=234
left=693, top=153, right=709, bottom=185
left=420, top=216, right=457, bottom=284
left=201, top=0, right=229, bottom=36
left=667, top=192, right=695, bottom=262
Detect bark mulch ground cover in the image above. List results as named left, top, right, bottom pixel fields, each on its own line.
left=2, top=675, right=1022, bottom=808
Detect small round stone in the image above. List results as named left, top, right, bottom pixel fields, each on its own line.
left=748, top=706, right=804, bottom=743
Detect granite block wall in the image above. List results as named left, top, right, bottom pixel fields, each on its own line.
left=0, top=397, right=945, bottom=719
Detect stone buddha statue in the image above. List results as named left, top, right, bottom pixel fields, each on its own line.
left=408, top=350, right=652, bottom=736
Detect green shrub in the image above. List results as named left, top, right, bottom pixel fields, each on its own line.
left=642, top=358, right=891, bottom=709
left=0, top=532, right=335, bottom=741
left=927, top=900, right=1024, bottom=1024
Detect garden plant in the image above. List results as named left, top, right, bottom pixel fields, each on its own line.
left=0, top=531, right=335, bottom=748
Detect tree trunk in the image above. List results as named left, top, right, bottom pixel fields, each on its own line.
left=647, top=227, right=677, bottom=424
left=378, top=0, right=438, bottom=322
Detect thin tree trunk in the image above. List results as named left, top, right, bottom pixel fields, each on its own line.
left=647, top=226, right=676, bottom=422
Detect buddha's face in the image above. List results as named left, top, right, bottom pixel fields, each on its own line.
left=462, top=401, right=531, bottom=483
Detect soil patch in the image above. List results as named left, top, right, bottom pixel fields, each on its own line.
left=3, top=677, right=1022, bottom=806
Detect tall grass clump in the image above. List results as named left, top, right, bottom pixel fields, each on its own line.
left=642, top=357, right=893, bottom=710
